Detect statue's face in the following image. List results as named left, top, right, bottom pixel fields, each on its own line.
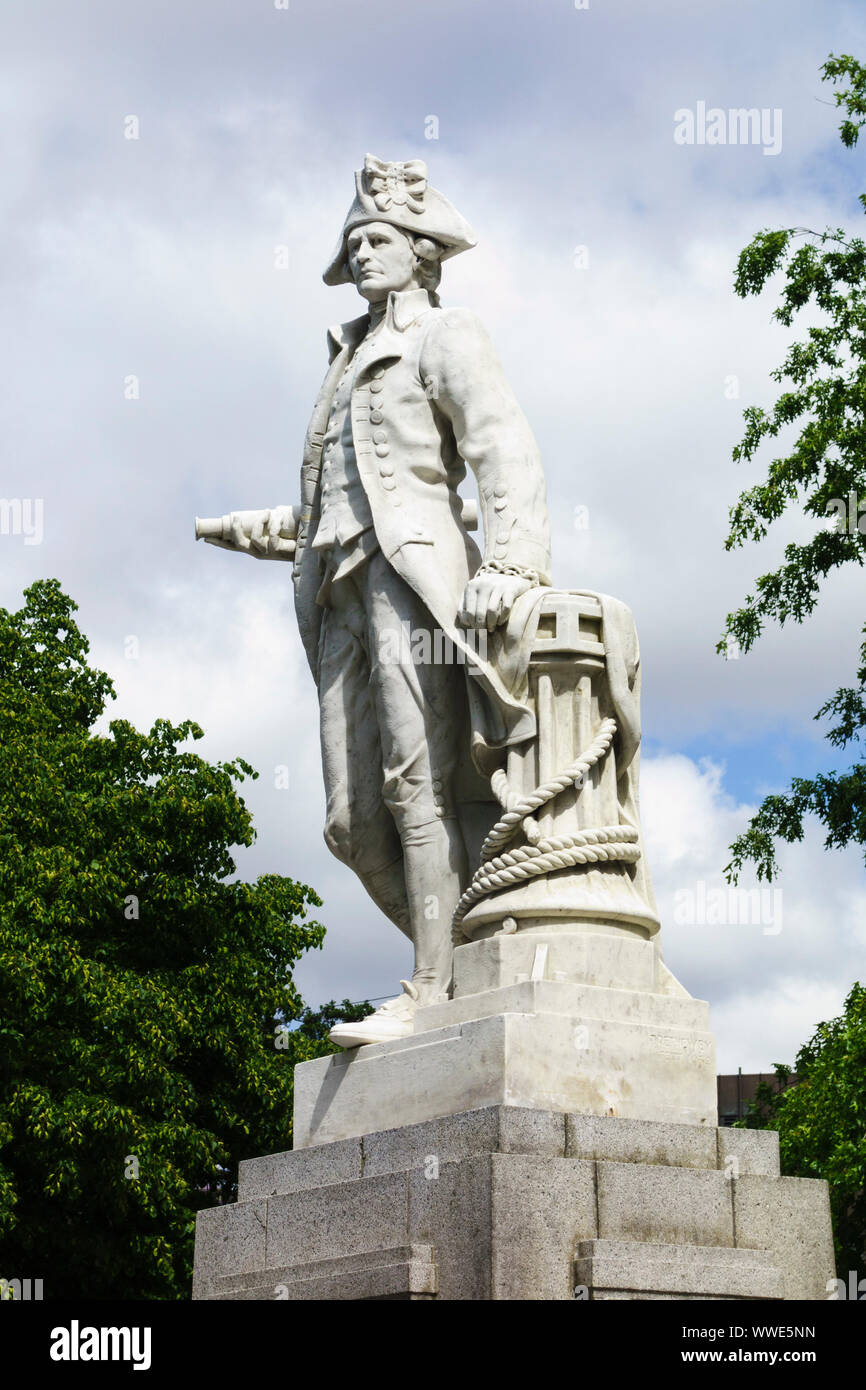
left=346, top=221, right=421, bottom=303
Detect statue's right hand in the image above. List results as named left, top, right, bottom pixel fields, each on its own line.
left=230, top=508, right=295, bottom=560
left=229, top=509, right=265, bottom=553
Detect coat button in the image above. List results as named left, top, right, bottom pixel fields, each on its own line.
left=370, top=409, right=384, bottom=424
left=372, top=429, right=388, bottom=443
left=494, top=482, right=507, bottom=498
left=372, top=366, right=385, bottom=378
left=382, top=477, right=397, bottom=491
left=369, top=380, right=384, bottom=394
left=375, top=444, right=390, bottom=457
left=379, top=462, right=395, bottom=477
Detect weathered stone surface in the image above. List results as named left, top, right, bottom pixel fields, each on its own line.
left=363, top=1105, right=565, bottom=1178
left=238, top=1136, right=362, bottom=1200
left=265, top=1172, right=408, bottom=1269
left=210, top=1246, right=438, bottom=1301
left=489, top=1154, right=597, bottom=1299
left=717, top=1126, right=780, bottom=1179
left=452, top=931, right=656, bottom=996
left=575, top=1240, right=784, bottom=1300
left=192, top=1200, right=267, bottom=1299
left=597, top=1161, right=734, bottom=1248
left=293, top=1004, right=717, bottom=1149
left=498, top=1107, right=567, bottom=1156
left=293, top=1020, right=498, bottom=1149
left=193, top=1107, right=835, bottom=1301
left=415, top=977, right=711, bottom=1031
left=364, top=1108, right=500, bottom=1179
left=407, top=1150, right=596, bottom=1300
left=733, top=1174, right=836, bottom=1301
left=409, top=1156, right=494, bottom=1300
left=567, top=1113, right=717, bottom=1169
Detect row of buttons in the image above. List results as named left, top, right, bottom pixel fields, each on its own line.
left=491, top=483, right=514, bottom=561
left=362, top=366, right=401, bottom=506
left=321, top=361, right=444, bottom=539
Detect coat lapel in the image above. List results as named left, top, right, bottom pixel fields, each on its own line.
left=299, top=290, right=437, bottom=547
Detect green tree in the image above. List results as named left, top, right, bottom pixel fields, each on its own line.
left=0, top=579, right=335, bottom=1299
left=740, top=983, right=866, bottom=1278
left=720, top=55, right=866, bottom=883
left=295, top=998, right=374, bottom=1040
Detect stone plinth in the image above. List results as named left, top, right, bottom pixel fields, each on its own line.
left=193, top=1106, right=834, bottom=1301
left=293, top=929, right=717, bottom=1149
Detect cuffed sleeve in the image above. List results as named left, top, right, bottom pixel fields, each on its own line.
left=419, top=308, right=552, bottom=584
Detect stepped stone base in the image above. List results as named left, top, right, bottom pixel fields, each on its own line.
left=193, top=1106, right=835, bottom=1301
left=294, top=932, right=719, bottom=1147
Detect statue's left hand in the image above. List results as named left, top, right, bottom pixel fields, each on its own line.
left=458, top=572, right=533, bottom=630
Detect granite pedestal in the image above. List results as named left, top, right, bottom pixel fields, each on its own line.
left=193, top=1105, right=833, bottom=1301
left=194, top=930, right=835, bottom=1301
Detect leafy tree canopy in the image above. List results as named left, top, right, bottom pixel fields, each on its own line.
left=0, top=578, right=345, bottom=1299
left=740, top=982, right=866, bottom=1277
left=295, top=998, right=374, bottom=1041
left=720, top=55, right=866, bottom=883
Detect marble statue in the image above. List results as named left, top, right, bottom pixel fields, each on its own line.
left=192, top=159, right=837, bottom=1303
left=196, top=153, right=658, bottom=1048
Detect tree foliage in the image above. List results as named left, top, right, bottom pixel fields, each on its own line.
left=0, top=579, right=337, bottom=1299
left=740, top=983, right=866, bottom=1277
left=720, top=55, right=866, bottom=883
left=295, top=998, right=373, bottom=1041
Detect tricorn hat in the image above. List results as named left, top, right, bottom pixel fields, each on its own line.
left=322, top=153, right=477, bottom=286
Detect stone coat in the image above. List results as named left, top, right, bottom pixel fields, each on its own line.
left=292, top=287, right=552, bottom=754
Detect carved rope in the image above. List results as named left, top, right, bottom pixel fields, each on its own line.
left=452, top=717, right=640, bottom=931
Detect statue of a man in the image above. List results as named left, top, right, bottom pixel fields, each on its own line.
left=292, top=155, right=551, bottom=1046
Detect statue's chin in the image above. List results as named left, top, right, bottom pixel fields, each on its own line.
left=356, top=276, right=421, bottom=304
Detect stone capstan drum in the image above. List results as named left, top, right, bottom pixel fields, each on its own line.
left=192, top=154, right=837, bottom=1302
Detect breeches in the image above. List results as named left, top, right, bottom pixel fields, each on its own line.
left=317, top=549, right=468, bottom=879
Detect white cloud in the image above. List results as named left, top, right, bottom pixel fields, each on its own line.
left=642, top=752, right=866, bottom=1071
left=2, top=0, right=863, bottom=1067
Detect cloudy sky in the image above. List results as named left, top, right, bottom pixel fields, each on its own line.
left=3, top=0, right=865, bottom=1071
